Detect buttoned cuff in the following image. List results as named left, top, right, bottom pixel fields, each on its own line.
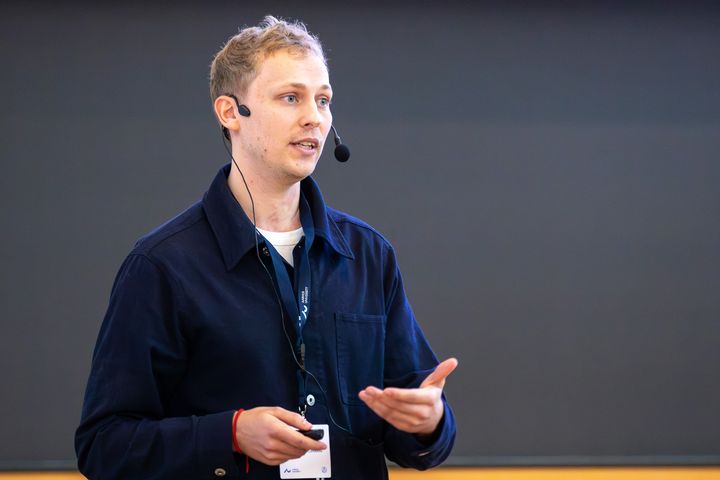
left=385, top=398, right=456, bottom=470
left=196, top=410, right=241, bottom=478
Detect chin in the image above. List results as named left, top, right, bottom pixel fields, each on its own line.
left=290, top=159, right=319, bottom=180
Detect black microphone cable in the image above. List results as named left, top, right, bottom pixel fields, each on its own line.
left=220, top=131, right=354, bottom=436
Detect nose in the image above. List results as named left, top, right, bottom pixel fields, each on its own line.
left=300, top=102, right=321, bottom=129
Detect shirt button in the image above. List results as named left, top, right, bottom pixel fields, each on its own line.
left=306, top=394, right=316, bottom=406
left=262, top=246, right=270, bottom=256
left=214, top=467, right=226, bottom=477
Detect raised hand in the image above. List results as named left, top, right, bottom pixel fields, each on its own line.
left=358, top=358, right=458, bottom=436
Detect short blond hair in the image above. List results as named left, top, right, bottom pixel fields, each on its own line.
left=209, top=15, right=326, bottom=102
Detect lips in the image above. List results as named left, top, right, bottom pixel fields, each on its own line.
left=291, top=138, right=319, bottom=150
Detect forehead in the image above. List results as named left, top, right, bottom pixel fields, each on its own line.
left=250, top=49, right=330, bottom=93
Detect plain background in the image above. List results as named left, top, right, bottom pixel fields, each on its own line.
left=1, top=0, right=719, bottom=468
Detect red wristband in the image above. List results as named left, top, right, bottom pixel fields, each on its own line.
left=232, top=409, right=244, bottom=454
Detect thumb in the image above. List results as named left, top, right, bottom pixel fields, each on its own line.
left=270, top=407, right=312, bottom=430
left=420, top=357, right=458, bottom=389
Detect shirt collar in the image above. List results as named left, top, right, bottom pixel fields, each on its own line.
left=203, top=164, right=354, bottom=271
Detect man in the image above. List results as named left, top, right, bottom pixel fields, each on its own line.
left=76, top=16, right=456, bottom=479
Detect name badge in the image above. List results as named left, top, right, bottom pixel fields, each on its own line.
left=279, top=424, right=331, bottom=479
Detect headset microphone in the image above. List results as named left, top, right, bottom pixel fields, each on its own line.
left=228, top=94, right=251, bottom=117
left=225, top=92, right=350, bottom=162
left=222, top=94, right=251, bottom=140
left=331, top=125, right=350, bottom=162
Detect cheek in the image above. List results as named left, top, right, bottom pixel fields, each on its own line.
left=249, top=121, right=274, bottom=148
left=321, top=113, right=333, bottom=136
left=265, top=115, right=293, bottom=138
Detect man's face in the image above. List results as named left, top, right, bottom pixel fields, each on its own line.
left=237, top=49, right=332, bottom=185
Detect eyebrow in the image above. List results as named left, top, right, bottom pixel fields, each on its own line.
left=277, top=82, right=333, bottom=93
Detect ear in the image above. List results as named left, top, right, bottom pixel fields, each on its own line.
left=214, top=95, right=241, bottom=138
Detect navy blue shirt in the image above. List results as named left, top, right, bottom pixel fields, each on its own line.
left=76, top=164, right=455, bottom=479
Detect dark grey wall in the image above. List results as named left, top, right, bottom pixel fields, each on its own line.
left=1, top=1, right=719, bottom=468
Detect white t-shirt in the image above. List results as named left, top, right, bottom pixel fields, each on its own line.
left=256, top=226, right=304, bottom=267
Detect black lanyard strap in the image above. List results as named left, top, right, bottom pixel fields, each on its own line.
left=263, top=192, right=315, bottom=349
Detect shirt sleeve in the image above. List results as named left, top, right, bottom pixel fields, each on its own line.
left=380, top=245, right=457, bottom=469
left=75, top=254, right=241, bottom=480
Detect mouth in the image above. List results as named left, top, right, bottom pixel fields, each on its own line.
left=290, top=138, right=320, bottom=152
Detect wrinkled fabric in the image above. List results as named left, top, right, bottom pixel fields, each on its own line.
left=76, top=164, right=455, bottom=479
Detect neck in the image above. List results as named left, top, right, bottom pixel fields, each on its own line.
left=227, top=161, right=302, bottom=232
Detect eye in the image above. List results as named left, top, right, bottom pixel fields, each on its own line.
left=318, top=96, right=331, bottom=108
left=282, top=94, right=298, bottom=104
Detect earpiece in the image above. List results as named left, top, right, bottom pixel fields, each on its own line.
left=228, top=93, right=251, bottom=117
left=222, top=93, right=251, bottom=140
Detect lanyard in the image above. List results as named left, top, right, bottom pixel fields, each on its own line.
left=263, top=194, right=315, bottom=411
left=263, top=193, right=315, bottom=355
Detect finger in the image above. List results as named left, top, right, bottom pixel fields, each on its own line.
left=420, top=357, right=458, bottom=388
left=358, top=388, right=382, bottom=409
left=362, top=385, right=383, bottom=396
left=359, top=390, right=394, bottom=421
left=263, top=438, right=308, bottom=460
left=374, top=394, right=438, bottom=417
left=362, top=389, right=436, bottom=418
left=360, top=389, right=427, bottom=419
left=361, top=386, right=432, bottom=408
left=360, top=394, right=429, bottom=432
left=382, top=386, right=439, bottom=405
left=273, top=425, right=327, bottom=452
left=269, top=407, right=312, bottom=430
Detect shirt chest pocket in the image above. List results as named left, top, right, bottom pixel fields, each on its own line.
left=335, top=312, right=386, bottom=406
